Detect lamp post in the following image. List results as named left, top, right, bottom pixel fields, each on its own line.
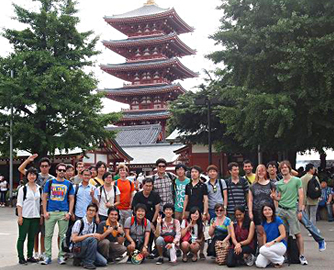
left=9, top=70, right=14, bottom=202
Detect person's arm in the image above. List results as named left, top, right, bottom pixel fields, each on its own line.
left=297, top=187, right=304, bottom=220
left=182, top=195, right=189, bottom=219
left=181, top=220, right=192, bottom=238
left=42, top=192, right=49, bottom=219
left=68, top=195, right=74, bottom=220
left=248, top=190, right=254, bottom=220
left=125, top=228, right=134, bottom=244
left=203, top=194, right=209, bottom=219
left=18, top=154, right=38, bottom=175
left=152, top=203, right=160, bottom=223
left=239, top=221, right=255, bottom=246
left=174, top=220, right=181, bottom=244
left=223, top=221, right=233, bottom=242
left=266, top=224, right=286, bottom=247
left=154, top=215, right=162, bottom=238
left=16, top=187, right=24, bottom=225
left=114, top=194, right=120, bottom=207
left=230, top=222, right=238, bottom=246
left=129, top=182, right=135, bottom=207
left=223, top=189, right=228, bottom=209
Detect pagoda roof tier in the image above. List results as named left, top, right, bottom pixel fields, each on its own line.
left=99, top=83, right=185, bottom=103
left=104, top=4, right=194, bottom=36
left=120, top=109, right=170, bottom=122
left=100, top=58, right=198, bottom=82
left=102, top=32, right=196, bottom=58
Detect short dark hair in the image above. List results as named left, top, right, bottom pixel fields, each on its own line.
left=89, top=165, right=96, bottom=170
left=134, top=203, right=147, bottom=213
left=66, top=164, right=74, bottom=170
left=305, top=163, right=315, bottom=172
left=39, top=157, right=51, bottom=166
left=175, top=164, right=187, bottom=172
left=266, top=161, right=277, bottom=168
left=102, top=171, right=112, bottom=180
left=107, top=206, right=119, bottom=217
left=26, top=167, right=38, bottom=177
left=261, top=203, right=276, bottom=222
left=76, top=161, right=84, bottom=168
left=243, top=160, right=252, bottom=166
left=228, top=162, right=239, bottom=171
left=56, top=163, right=66, bottom=170
left=207, top=164, right=218, bottom=172
left=163, top=203, right=175, bottom=212
left=96, top=161, right=107, bottom=170
left=142, top=178, right=153, bottom=185
left=86, top=203, right=98, bottom=212
left=191, top=165, right=202, bottom=173
left=156, top=158, right=167, bottom=166
left=278, top=160, right=292, bottom=172
left=82, top=168, right=91, bottom=174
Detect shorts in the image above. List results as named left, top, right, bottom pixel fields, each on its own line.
left=277, top=207, right=301, bottom=235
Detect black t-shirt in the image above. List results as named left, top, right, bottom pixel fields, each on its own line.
left=97, top=220, right=120, bottom=242
left=250, top=181, right=276, bottom=211
left=185, top=181, right=208, bottom=212
left=131, top=191, right=161, bottom=221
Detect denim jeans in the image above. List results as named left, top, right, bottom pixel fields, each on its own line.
left=300, top=210, right=324, bottom=243
left=317, top=204, right=334, bottom=221
left=77, top=237, right=107, bottom=267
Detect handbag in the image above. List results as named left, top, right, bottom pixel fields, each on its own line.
left=215, top=240, right=229, bottom=265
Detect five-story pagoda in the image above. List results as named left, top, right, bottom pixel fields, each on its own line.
left=100, top=0, right=197, bottom=140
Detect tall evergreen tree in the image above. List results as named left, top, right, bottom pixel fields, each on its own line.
left=0, top=0, right=120, bottom=158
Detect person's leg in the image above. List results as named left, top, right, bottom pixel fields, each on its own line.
left=34, top=233, right=39, bottom=255
left=17, top=218, right=29, bottom=260
left=255, top=246, right=271, bottom=268
left=309, top=205, right=318, bottom=225
left=95, top=251, right=107, bottom=266
left=296, top=233, right=305, bottom=255
left=300, top=210, right=324, bottom=243
left=40, top=222, right=45, bottom=254
left=97, top=239, right=110, bottom=260
left=109, top=242, right=127, bottom=259
left=156, top=236, right=165, bottom=258
left=181, top=241, right=190, bottom=261
left=256, top=225, right=265, bottom=247
left=226, top=248, right=237, bottom=267
left=44, top=212, right=58, bottom=258
left=189, top=242, right=200, bottom=260
left=27, top=218, right=39, bottom=258
left=326, top=203, right=334, bottom=221
left=260, top=242, right=286, bottom=265
left=81, top=237, right=97, bottom=267
left=57, top=212, right=69, bottom=258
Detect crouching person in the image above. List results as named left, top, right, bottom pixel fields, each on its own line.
left=155, top=203, right=181, bottom=265
left=124, top=203, right=151, bottom=263
left=97, top=207, right=127, bottom=263
left=71, top=204, right=107, bottom=269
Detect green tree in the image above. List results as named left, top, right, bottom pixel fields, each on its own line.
left=0, top=0, right=120, bottom=158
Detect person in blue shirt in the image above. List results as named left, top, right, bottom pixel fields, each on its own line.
left=41, top=163, right=74, bottom=265
left=255, top=203, right=286, bottom=268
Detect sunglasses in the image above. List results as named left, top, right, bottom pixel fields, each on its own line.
left=158, top=165, right=166, bottom=168
left=58, top=169, right=66, bottom=172
left=215, top=209, right=224, bottom=213
left=40, top=165, right=49, bottom=168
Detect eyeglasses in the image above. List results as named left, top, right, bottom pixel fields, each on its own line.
left=215, top=209, right=224, bottom=213
left=87, top=209, right=96, bottom=212
left=158, top=165, right=166, bottom=168
left=40, top=165, right=49, bottom=168
left=58, top=169, right=66, bottom=172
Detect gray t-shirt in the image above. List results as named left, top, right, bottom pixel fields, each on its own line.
left=37, top=173, right=54, bottom=188
left=72, top=175, right=82, bottom=185
left=206, top=179, right=227, bottom=210
left=250, top=181, right=276, bottom=211
left=124, top=216, right=151, bottom=242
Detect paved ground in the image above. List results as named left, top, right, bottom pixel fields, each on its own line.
left=1, top=206, right=334, bottom=269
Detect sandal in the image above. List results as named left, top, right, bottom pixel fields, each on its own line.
left=182, top=257, right=188, bottom=263
left=192, top=256, right=198, bottom=262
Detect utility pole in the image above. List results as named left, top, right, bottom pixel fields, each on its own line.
left=9, top=70, right=14, bottom=202
left=207, top=99, right=212, bottom=165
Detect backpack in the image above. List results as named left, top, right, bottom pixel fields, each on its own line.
left=287, top=235, right=300, bottom=264
left=130, top=215, right=148, bottom=227
left=15, top=185, right=42, bottom=216
left=98, top=185, right=117, bottom=203
left=306, top=176, right=321, bottom=199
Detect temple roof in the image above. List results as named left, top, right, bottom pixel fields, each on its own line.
left=106, top=124, right=161, bottom=146
left=107, top=4, right=169, bottom=19
left=102, top=32, right=196, bottom=57
left=121, top=109, right=170, bottom=121
left=100, top=58, right=198, bottom=81
left=100, top=83, right=186, bottom=97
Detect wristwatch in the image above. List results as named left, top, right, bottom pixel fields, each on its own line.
left=68, top=212, right=72, bottom=216
left=143, top=245, right=148, bottom=249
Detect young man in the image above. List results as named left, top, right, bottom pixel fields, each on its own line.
left=226, top=162, right=249, bottom=220
left=115, top=164, right=135, bottom=226
left=174, top=164, right=190, bottom=221
left=89, top=161, right=106, bottom=187
left=152, top=158, right=176, bottom=211
left=73, top=169, right=96, bottom=220
left=71, top=204, right=107, bottom=269
left=318, top=180, right=333, bottom=222
left=72, top=162, right=84, bottom=185
left=18, top=154, right=54, bottom=260
left=89, top=165, right=98, bottom=179
left=266, top=161, right=281, bottom=183
left=272, top=160, right=308, bottom=265
left=97, top=207, right=127, bottom=263
left=124, top=204, right=151, bottom=263
left=66, top=164, right=75, bottom=181
left=41, top=163, right=74, bottom=265
left=243, top=160, right=256, bottom=185
left=205, top=165, right=227, bottom=220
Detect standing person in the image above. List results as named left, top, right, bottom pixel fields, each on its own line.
left=90, top=161, right=106, bottom=187
left=124, top=204, right=151, bottom=263
left=301, top=163, right=321, bottom=225
left=40, top=163, right=74, bottom=265
left=205, top=165, right=227, bottom=221
left=18, top=154, right=54, bottom=260
left=208, top=203, right=232, bottom=265
left=243, top=160, right=256, bottom=185
left=73, top=169, right=96, bottom=220
left=72, top=162, right=84, bottom=185
left=16, top=167, right=41, bottom=264
left=97, top=207, right=127, bottom=263
left=152, top=158, right=176, bottom=211
left=255, top=203, right=287, bottom=268
left=266, top=161, right=281, bottom=183
left=180, top=207, right=204, bottom=262
left=174, top=164, right=190, bottom=221
left=65, top=164, right=75, bottom=181
left=248, top=164, right=276, bottom=246
left=272, top=160, right=308, bottom=265
left=227, top=206, right=256, bottom=267
left=154, top=203, right=181, bottom=265
left=95, top=172, right=120, bottom=223
left=0, top=176, right=8, bottom=207
left=318, top=180, right=333, bottom=221
left=71, top=204, right=107, bottom=269
left=89, top=166, right=97, bottom=179
left=115, top=164, right=135, bottom=226
left=226, top=162, right=249, bottom=220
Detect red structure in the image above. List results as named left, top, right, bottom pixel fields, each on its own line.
left=100, top=0, right=197, bottom=139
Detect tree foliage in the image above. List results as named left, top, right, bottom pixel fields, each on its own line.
left=0, top=0, right=120, bottom=157
left=171, top=0, right=334, bottom=157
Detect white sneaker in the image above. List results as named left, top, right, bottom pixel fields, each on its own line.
left=58, top=256, right=66, bottom=265
left=244, top=254, right=255, bottom=266
left=299, top=255, right=308, bottom=265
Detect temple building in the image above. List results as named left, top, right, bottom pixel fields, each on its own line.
left=99, top=0, right=197, bottom=140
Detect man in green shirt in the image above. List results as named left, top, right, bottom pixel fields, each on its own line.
left=272, top=160, right=308, bottom=265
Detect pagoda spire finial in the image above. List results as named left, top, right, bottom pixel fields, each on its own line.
left=144, top=0, right=156, bottom=6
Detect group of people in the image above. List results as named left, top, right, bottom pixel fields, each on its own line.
left=14, top=154, right=328, bottom=268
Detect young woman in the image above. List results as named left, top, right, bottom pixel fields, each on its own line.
left=248, top=164, right=276, bottom=246
left=227, top=206, right=256, bottom=267
left=95, top=172, right=121, bottom=223
left=180, top=206, right=204, bottom=262
left=16, top=167, right=42, bottom=264
left=208, top=203, right=232, bottom=265
left=155, top=203, right=181, bottom=265
left=255, top=203, right=287, bottom=268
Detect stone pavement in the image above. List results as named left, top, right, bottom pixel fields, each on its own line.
left=1, top=206, right=334, bottom=269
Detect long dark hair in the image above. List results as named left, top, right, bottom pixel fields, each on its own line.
left=261, top=203, right=276, bottom=222
left=187, top=206, right=204, bottom=239
left=234, top=205, right=251, bottom=229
